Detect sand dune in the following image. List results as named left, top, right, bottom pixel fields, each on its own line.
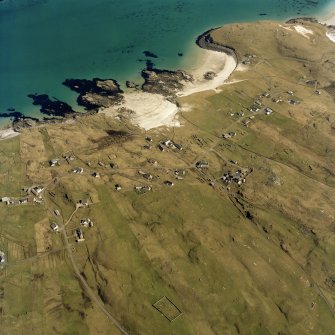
left=103, top=91, right=181, bottom=130
left=121, top=92, right=180, bottom=130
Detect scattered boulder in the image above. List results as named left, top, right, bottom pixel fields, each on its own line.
left=126, top=81, right=139, bottom=89
left=204, top=71, right=217, bottom=80
left=280, top=240, right=289, bottom=254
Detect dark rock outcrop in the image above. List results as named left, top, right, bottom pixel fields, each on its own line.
left=27, top=94, right=76, bottom=117
left=286, top=17, right=318, bottom=24
left=63, top=78, right=124, bottom=110
left=0, top=111, right=24, bottom=120
left=141, top=68, right=193, bottom=100
left=204, top=71, right=217, bottom=80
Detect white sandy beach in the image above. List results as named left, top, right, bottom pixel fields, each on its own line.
left=178, top=48, right=237, bottom=97
left=322, top=4, right=335, bottom=25
left=103, top=47, right=237, bottom=130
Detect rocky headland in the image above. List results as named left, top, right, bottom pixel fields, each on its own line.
left=196, top=28, right=238, bottom=64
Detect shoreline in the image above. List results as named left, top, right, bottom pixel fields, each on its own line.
left=3, top=6, right=335, bottom=133
left=101, top=28, right=239, bottom=130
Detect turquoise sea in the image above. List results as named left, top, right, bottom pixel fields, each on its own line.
left=0, top=0, right=334, bottom=123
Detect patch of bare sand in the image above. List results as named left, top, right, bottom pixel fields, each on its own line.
left=0, top=128, right=20, bottom=140
left=279, top=24, right=314, bottom=39
left=294, top=25, right=314, bottom=38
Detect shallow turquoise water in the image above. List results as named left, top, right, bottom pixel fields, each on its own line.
left=0, top=0, right=333, bottom=122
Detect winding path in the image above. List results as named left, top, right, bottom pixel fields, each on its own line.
left=59, top=207, right=131, bottom=335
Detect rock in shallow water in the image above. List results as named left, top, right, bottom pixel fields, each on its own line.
left=143, top=50, right=158, bottom=58
left=27, top=94, right=76, bottom=117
